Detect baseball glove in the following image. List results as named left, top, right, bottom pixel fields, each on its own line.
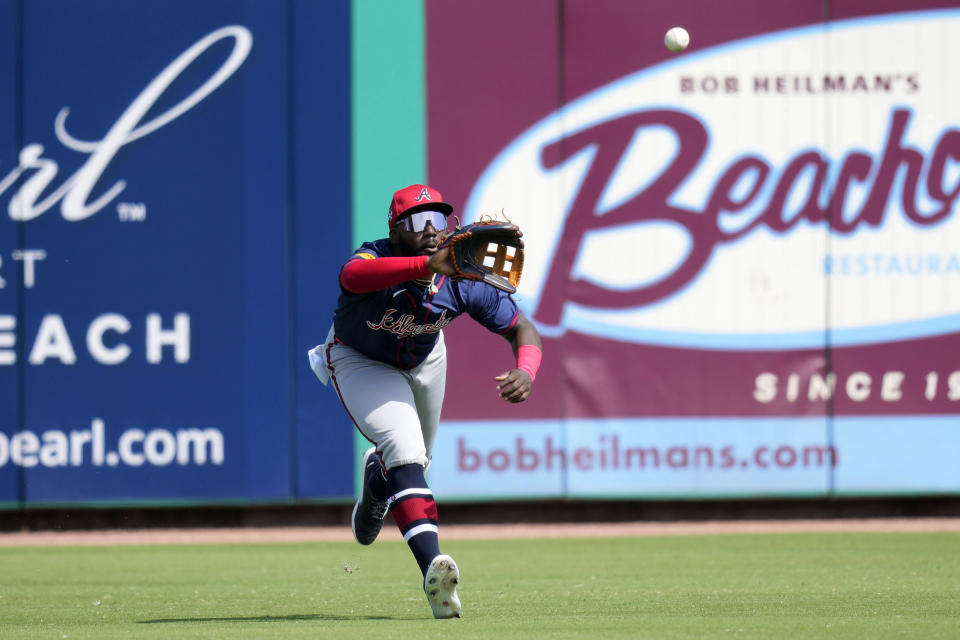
left=437, top=217, right=524, bottom=293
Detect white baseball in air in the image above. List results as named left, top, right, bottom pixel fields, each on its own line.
left=664, top=26, right=690, bottom=52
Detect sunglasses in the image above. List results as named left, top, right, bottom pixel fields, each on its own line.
left=396, top=210, right=449, bottom=232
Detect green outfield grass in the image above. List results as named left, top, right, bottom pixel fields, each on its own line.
left=0, top=531, right=957, bottom=639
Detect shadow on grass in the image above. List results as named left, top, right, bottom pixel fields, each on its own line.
left=138, top=613, right=405, bottom=623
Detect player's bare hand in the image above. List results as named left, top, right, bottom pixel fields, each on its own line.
left=426, top=246, right=457, bottom=276
left=495, top=369, right=532, bottom=403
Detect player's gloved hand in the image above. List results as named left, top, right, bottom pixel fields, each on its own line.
left=495, top=368, right=533, bottom=403
left=426, top=245, right=458, bottom=276
left=434, top=220, right=524, bottom=293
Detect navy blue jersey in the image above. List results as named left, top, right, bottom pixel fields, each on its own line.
left=333, top=238, right=520, bottom=370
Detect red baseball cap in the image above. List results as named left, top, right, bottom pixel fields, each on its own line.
left=388, top=184, right=454, bottom=228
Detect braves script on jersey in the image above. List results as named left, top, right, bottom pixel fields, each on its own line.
left=333, top=238, right=519, bottom=369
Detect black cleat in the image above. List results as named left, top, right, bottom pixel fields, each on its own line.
left=351, top=447, right=388, bottom=545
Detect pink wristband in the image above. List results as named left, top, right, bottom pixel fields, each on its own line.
left=516, top=344, right=542, bottom=382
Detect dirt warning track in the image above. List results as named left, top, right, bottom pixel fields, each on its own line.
left=1, top=517, right=959, bottom=547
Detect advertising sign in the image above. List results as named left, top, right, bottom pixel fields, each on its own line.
left=427, top=2, right=960, bottom=499
left=0, top=0, right=354, bottom=505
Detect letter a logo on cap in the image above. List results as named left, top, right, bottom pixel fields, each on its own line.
left=389, top=184, right=453, bottom=228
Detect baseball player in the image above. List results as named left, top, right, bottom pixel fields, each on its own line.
left=308, top=184, right=543, bottom=619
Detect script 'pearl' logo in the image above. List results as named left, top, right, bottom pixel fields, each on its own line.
left=0, top=25, right=253, bottom=222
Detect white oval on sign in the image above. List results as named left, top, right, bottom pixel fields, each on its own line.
left=466, top=10, right=960, bottom=348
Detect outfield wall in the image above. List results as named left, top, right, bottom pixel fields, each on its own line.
left=1, top=0, right=958, bottom=508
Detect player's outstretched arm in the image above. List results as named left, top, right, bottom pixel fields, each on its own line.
left=495, top=312, right=542, bottom=403
left=340, top=255, right=433, bottom=293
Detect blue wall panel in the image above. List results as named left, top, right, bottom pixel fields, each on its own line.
left=0, top=0, right=354, bottom=505
left=0, top=0, right=21, bottom=505
left=17, top=1, right=288, bottom=503
left=291, top=0, right=354, bottom=500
